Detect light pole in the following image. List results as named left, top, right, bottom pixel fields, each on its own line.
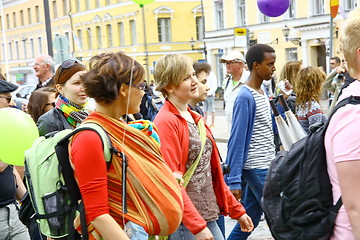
left=43, top=0, right=53, bottom=57
left=200, top=0, right=207, bottom=61
left=140, top=4, right=150, bottom=83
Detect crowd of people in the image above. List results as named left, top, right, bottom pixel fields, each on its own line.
left=1, top=7, right=360, bottom=240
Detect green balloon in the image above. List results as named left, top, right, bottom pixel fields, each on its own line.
left=131, top=0, right=155, bottom=4
left=0, top=108, right=39, bottom=166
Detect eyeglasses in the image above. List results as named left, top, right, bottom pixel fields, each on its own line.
left=224, top=61, right=239, bottom=65
left=0, top=95, right=12, bottom=103
left=131, top=82, right=147, bottom=91
left=45, top=102, right=56, bottom=108
left=58, top=59, right=84, bottom=81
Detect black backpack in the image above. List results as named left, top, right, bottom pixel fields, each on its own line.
left=262, top=95, right=360, bottom=240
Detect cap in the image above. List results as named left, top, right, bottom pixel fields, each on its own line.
left=277, top=80, right=293, bottom=96
left=220, top=51, right=246, bottom=63
left=0, top=80, right=18, bottom=93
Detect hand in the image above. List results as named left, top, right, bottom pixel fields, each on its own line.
left=21, top=102, right=28, bottom=113
left=237, top=214, right=254, bottom=232
left=231, top=189, right=242, bottom=202
left=195, top=227, right=214, bottom=240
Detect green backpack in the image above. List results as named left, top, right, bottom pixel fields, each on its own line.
left=24, top=123, right=115, bottom=239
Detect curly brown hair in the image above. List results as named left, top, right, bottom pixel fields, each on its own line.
left=82, top=52, right=145, bottom=105
left=294, top=66, right=326, bottom=109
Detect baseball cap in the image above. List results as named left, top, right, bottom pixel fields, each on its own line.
left=0, top=80, right=18, bottom=93
left=220, top=51, right=246, bottom=63
left=277, top=80, right=293, bottom=96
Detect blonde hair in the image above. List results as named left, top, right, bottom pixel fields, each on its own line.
left=295, top=66, right=326, bottom=109
left=341, top=8, right=360, bottom=77
left=279, top=61, right=302, bottom=91
left=153, top=54, right=193, bottom=96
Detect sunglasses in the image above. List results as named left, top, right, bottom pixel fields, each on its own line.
left=131, top=82, right=147, bottom=91
left=0, top=95, right=12, bottom=103
left=58, top=59, right=84, bottom=80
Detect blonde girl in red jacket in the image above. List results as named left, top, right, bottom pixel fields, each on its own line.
left=153, top=53, right=253, bottom=240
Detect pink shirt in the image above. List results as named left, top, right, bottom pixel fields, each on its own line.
left=325, top=80, right=360, bottom=240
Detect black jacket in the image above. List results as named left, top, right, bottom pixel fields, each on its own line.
left=37, top=108, right=72, bottom=136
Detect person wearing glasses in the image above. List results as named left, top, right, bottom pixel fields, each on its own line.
left=27, top=87, right=57, bottom=123
left=0, top=79, right=30, bottom=240
left=220, top=51, right=250, bottom=133
left=33, top=55, right=56, bottom=90
left=153, top=53, right=253, bottom=240
left=37, top=59, right=88, bottom=136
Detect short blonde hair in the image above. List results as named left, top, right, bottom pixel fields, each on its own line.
left=341, top=8, right=360, bottom=77
left=295, top=66, right=326, bottom=109
left=153, top=54, right=193, bottom=96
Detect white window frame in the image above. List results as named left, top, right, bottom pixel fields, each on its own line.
left=129, top=20, right=136, bottom=45
left=118, top=22, right=124, bottom=46
left=30, top=38, right=35, bottom=58
left=15, top=41, right=19, bottom=59
left=284, top=0, right=296, bottom=19
left=259, top=13, right=270, bottom=23
left=313, top=0, right=324, bottom=15
left=215, top=0, right=224, bottom=30
left=53, top=1, right=58, bottom=18
left=86, top=28, right=92, bottom=49
left=343, top=0, right=357, bottom=11
left=237, top=0, right=246, bottom=26
left=96, top=26, right=102, bottom=49
left=106, top=24, right=113, bottom=47
left=157, top=18, right=171, bottom=43
left=22, top=39, right=27, bottom=59
left=196, top=16, right=204, bottom=41
left=286, top=48, right=298, bottom=61
left=38, top=37, right=42, bottom=54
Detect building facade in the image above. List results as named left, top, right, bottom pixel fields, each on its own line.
left=203, top=0, right=358, bottom=83
left=0, top=0, right=204, bottom=84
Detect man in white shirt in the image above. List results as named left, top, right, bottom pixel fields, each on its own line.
left=204, top=71, right=218, bottom=127
left=220, top=51, right=250, bottom=133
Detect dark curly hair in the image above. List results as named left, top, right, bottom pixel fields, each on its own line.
left=82, top=52, right=145, bottom=105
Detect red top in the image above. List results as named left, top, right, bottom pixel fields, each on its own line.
left=154, top=100, right=246, bottom=235
left=71, top=130, right=110, bottom=222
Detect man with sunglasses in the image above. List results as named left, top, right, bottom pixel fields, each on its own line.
left=220, top=51, right=250, bottom=133
left=0, top=79, right=18, bottom=108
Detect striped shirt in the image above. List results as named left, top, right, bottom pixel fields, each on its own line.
left=244, top=85, right=275, bottom=169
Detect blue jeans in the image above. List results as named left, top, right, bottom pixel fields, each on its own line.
left=227, top=169, right=267, bottom=240
left=169, top=220, right=224, bottom=240
left=216, top=215, right=225, bottom=238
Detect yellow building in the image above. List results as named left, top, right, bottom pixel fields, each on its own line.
left=0, top=0, right=204, bottom=84
left=203, top=0, right=358, bottom=83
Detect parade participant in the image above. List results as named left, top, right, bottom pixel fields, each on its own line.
left=220, top=51, right=249, bottom=132
left=28, top=87, right=57, bottom=122
left=295, top=66, right=327, bottom=134
left=325, top=8, right=360, bottom=240
left=189, top=62, right=211, bottom=116
left=226, top=44, right=276, bottom=240
left=0, top=79, right=30, bottom=240
left=71, top=52, right=183, bottom=239
left=33, top=55, right=55, bottom=90
left=154, top=53, right=253, bottom=240
left=37, top=59, right=88, bottom=136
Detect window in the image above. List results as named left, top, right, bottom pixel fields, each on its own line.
left=237, top=0, right=246, bottom=26
left=76, top=29, right=82, bottom=50
left=0, top=17, right=1, bottom=31
left=2, top=43, right=5, bottom=60
left=215, top=0, right=224, bottom=29
left=63, top=0, right=68, bottom=16
left=129, top=20, right=136, bottom=45
left=284, top=0, right=296, bottom=19
left=35, top=6, right=40, bottom=22
left=22, top=39, right=27, bottom=59
left=13, top=12, right=16, bottom=28
left=27, top=8, right=31, bottom=24
left=53, top=1, right=58, bottom=18
left=20, top=10, right=24, bottom=26
left=106, top=0, right=111, bottom=4
left=76, top=0, right=80, bottom=12
left=196, top=17, right=204, bottom=41
left=8, top=42, right=13, bottom=60
left=118, top=22, right=124, bottom=46
left=157, top=18, right=171, bottom=42
left=313, top=0, right=324, bottom=15
left=15, top=41, right=19, bottom=59
left=38, top=37, right=42, bottom=54
left=286, top=48, right=298, bottom=61
left=30, top=39, right=35, bottom=57
left=87, top=28, right=92, bottom=49
left=259, top=13, right=270, bottom=23
left=343, top=0, right=357, bottom=11
left=96, top=26, right=102, bottom=48
left=6, top=14, right=9, bottom=29
left=86, top=0, right=90, bottom=10
left=106, top=24, right=112, bottom=47
left=96, top=0, right=100, bottom=8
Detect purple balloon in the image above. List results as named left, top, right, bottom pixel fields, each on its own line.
left=257, top=0, right=290, bottom=17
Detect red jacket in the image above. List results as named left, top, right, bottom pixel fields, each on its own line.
left=154, top=100, right=246, bottom=235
